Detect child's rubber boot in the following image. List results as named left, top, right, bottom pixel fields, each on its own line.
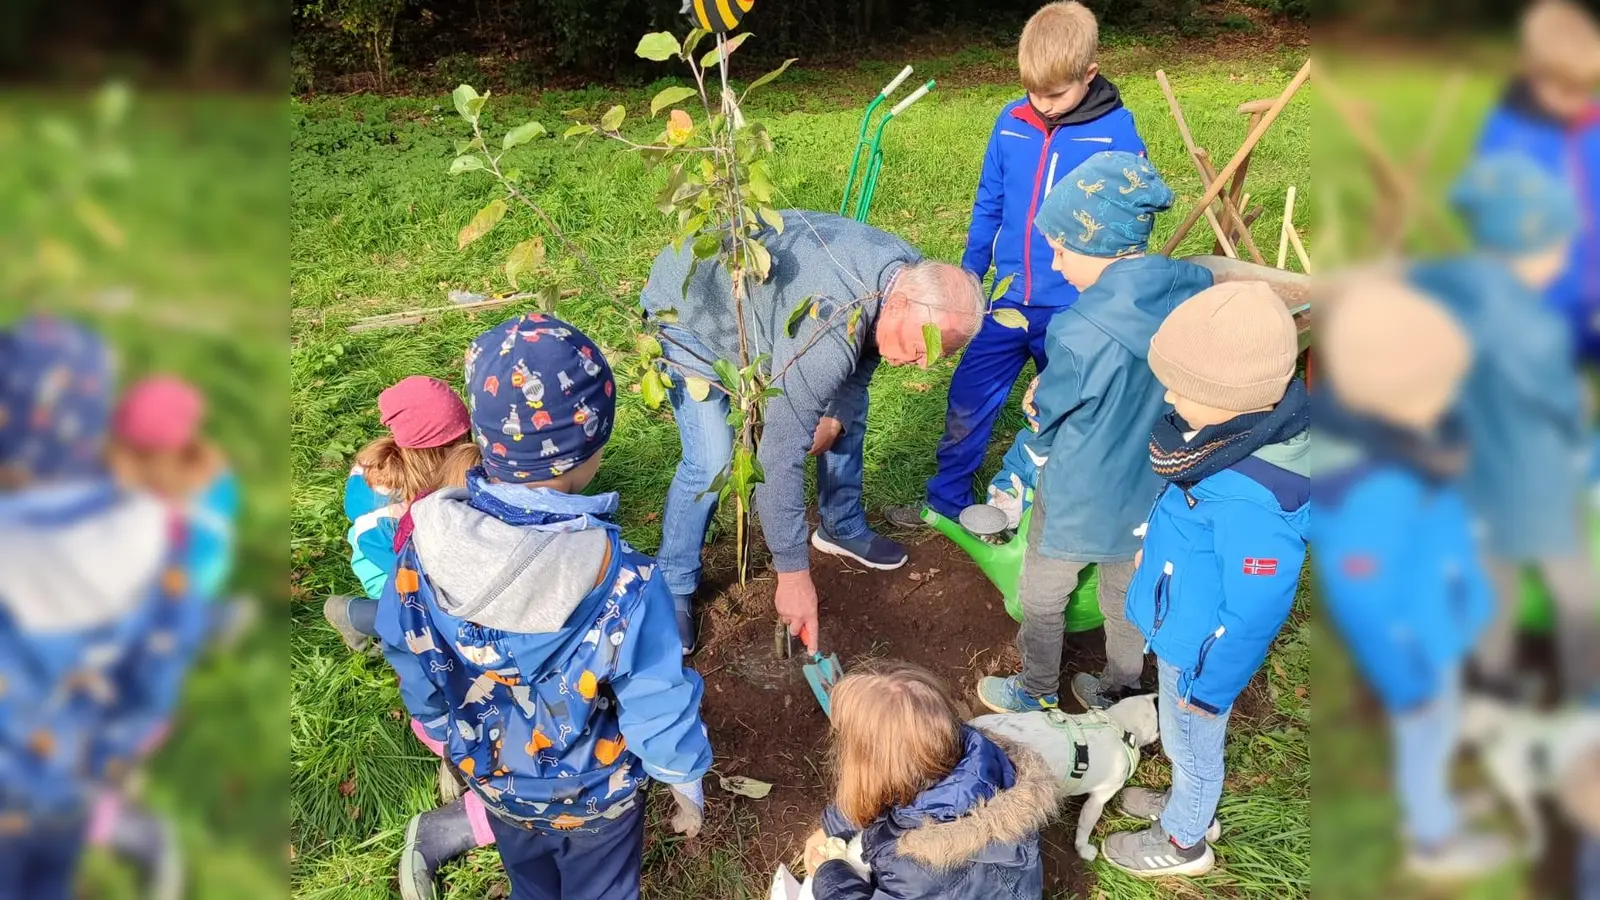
left=1102, top=821, right=1214, bottom=878
left=322, top=595, right=372, bottom=653
left=882, top=504, right=931, bottom=530
left=400, top=798, right=481, bottom=900
left=811, top=528, right=908, bottom=570
left=1405, top=831, right=1515, bottom=883
left=1116, top=788, right=1221, bottom=842
left=673, top=593, right=697, bottom=656
left=101, top=799, right=184, bottom=900
left=976, top=675, right=1058, bottom=714
left=1071, top=672, right=1143, bottom=711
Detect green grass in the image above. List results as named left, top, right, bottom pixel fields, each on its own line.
left=286, top=41, right=1369, bottom=898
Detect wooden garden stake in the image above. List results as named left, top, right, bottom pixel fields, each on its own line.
left=1162, top=58, right=1312, bottom=256
left=1157, top=70, right=1264, bottom=264
left=1287, top=219, right=1313, bottom=273
left=1279, top=185, right=1297, bottom=269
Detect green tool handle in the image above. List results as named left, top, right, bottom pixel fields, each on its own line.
left=852, top=80, right=936, bottom=223
left=840, top=66, right=912, bottom=218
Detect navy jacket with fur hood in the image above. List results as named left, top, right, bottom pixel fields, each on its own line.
left=813, top=728, right=1057, bottom=900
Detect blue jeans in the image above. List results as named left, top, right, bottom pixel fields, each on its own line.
left=1580, top=836, right=1600, bottom=900
left=1388, top=666, right=1462, bottom=848
left=656, top=327, right=869, bottom=599
left=487, top=801, right=644, bottom=900
left=1157, top=658, right=1232, bottom=847
left=0, top=815, right=87, bottom=900
left=925, top=304, right=1055, bottom=520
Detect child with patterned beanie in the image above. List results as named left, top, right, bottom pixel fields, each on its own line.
left=1103, top=281, right=1309, bottom=878
left=377, top=314, right=711, bottom=900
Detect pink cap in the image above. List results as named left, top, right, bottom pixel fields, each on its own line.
left=113, top=376, right=205, bottom=451
left=379, top=376, right=470, bottom=449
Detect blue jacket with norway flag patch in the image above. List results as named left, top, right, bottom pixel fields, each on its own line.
left=376, top=472, right=712, bottom=829
left=1125, top=433, right=1311, bottom=715
left=962, top=77, right=1147, bottom=309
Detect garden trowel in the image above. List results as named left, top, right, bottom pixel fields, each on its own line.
left=793, top=626, right=843, bottom=717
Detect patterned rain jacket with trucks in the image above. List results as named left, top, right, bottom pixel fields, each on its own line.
left=377, top=474, right=712, bottom=829
left=962, top=78, right=1147, bottom=309
left=1124, top=434, right=1311, bottom=715
left=0, top=480, right=209, bottom=816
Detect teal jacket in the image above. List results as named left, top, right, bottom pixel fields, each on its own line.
left=1021, top=256, right=1215, bottom=561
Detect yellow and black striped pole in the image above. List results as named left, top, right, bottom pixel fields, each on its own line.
left=689, top=0, right=753, bottom=33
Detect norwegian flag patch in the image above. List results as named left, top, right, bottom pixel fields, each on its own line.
left=1242, top=558, right=1279, bottom=576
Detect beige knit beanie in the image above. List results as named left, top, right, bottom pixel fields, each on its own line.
left=1320, top=277, right=1472, bottom=429
left=1147, top=281, right=1298, bottom=412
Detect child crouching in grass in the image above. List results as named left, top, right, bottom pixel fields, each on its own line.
left=1104, top=281, right=1309, bottom=877
left=804, top=662, right=1056, bottom=900
left=1315, top=278, right=1514, bottom=881
left=379, top=315, right=711, bottom=900
left=323, top=374, right=479, bottom=653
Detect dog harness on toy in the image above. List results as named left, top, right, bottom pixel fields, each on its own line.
left=1041, top=708, right=1141, bottom=784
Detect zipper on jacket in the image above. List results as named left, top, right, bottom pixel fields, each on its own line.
left=1022, top=126, right=1056, bottom=306
left=1191, top=625, right=1226, bottom=682
left=1151, top=561, right=1174, bottom=634
left=1044, top=152, right=1060, bottom=199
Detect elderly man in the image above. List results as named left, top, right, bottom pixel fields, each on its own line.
left=640, top=210, right=984, bottom=653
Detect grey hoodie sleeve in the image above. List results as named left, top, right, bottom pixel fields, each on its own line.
left=757, top=313, right=864, bottom=572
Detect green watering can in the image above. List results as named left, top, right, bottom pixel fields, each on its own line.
left=920, top=503, right=1105, bottom=633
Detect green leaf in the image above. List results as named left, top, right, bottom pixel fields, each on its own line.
left=785, top=294, right=813, bottom=338
left=712, top=358, right=739, bottom=392
left=686, top=377, right=712, bottom=402
left=700, top=32, right=752, bottom=69
left=504, top=237, right=546, bottom=288
left=457, top=198, right=508, bottom=249
left=681, top=29, right=708, bottom=59
left=758, top=206, right=784, bottom=234
left=563, top=123, right=596, bottom=139
left=636, top=334, right=663, bottom=359
left=454, top=136, right=485, bottom=155
left=654, top=307, right=680, bottom=324
left=502, top=121, right=546, bottom=149
left=744, top=58, right=798, bottom=96
left=692, top=233, right=720, bottom=260
left=747, top=162, right=775, bottom=203
left=452, top=84, right=483, bottom=122
left=922, top=321, right=943, bottom=365
left=504, top=168, right=522, bottom=183
left=537, top=284, right=561, bottom=313
left=847, top=306, right=863, bottom=342
left=449, top=154, right=485, bottom=175
left=992, top=308, right=1029, bottom=330
left=748, top=239, right=772, bottom=281
left=665, top=109, right=694, bottom=144
left=641, top=370, right=667, bottom=409
left=990, top=274, right=1016, bottom=302
left=651, top=86, right=698, bottom=116
left=636, top=32, right=680, bottom=61
left=600, top=105, right=626, bottom=131
left=700, top=468, right=729, bottom=503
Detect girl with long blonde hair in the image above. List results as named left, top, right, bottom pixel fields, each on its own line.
left=804, top=661, right=1058, bottom=900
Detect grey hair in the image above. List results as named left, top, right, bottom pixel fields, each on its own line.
left=895, top=260, right=985, bottom=341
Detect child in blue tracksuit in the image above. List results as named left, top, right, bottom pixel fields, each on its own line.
left=378, top=315, right=712, bottom=900
left=1313, top=277, right=1514, bottom=880
left=975, top=151, right=1214, bottom=717
left=324, top=375, right=478, bottom=654
left=1410, top=154, right=1598, bottom=703
left=1103, top=281, right=1309, bottom=878
left=0, top=317, right=207, bottom=900
left=1474, top=0, right=1600, bottom=360
left=913, top=0, right=1147, bottom=523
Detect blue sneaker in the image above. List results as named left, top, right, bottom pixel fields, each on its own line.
left=810, top=529, right=908, bottom=570
left=977, top=675, right=1058, bottom=713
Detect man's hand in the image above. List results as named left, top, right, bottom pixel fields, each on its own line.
left=808, top=417, right=844, bottom=456
left=775, top=570, right=820, bottom=654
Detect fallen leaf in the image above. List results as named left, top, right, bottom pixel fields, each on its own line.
left=927, top=568, right=941, bottom=576
left=719, top=775, right=774, bottom=799
left=387, top=709, right=404, bottom=720
left=908, top=572, right=923, bottom=582
left=905, top=381, right=930, bottom=393
left=644, top=512, right=660, bottom=523
left=1293, top=686, right=1308, bottom=699
left=338, top=778, right=357, bottom=798
left=488, top=883, right=508, bottom=899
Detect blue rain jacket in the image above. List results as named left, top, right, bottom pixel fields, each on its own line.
left=377, top=474, right=711, bottom=829
left=344, top=464, right=402, bottom=600
left=962, top=78, right=1147, bottom=309
left=1022, top=255, right=1215, bottom=561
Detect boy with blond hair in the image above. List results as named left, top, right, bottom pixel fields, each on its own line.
left=1475, top=0, right=1600, bottom=360
left=892, top=1, right=1149, bottom=528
